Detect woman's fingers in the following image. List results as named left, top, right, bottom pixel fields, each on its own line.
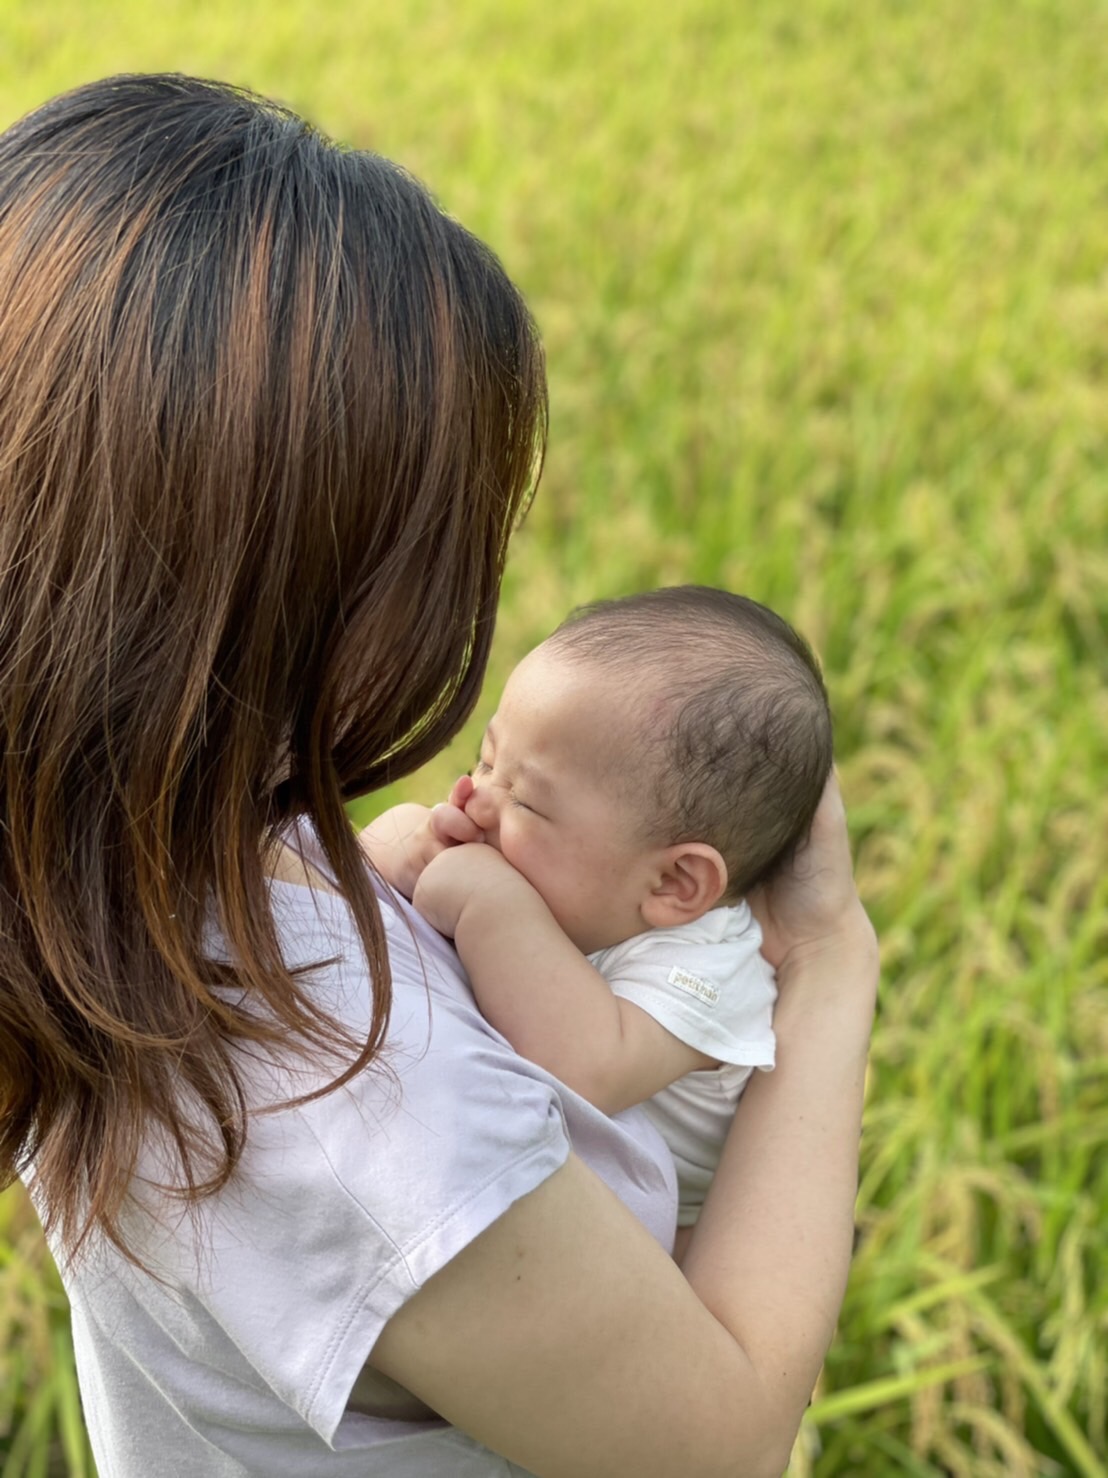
left=749, top=772, right=871, bottom=968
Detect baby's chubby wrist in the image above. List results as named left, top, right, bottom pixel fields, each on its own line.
left=359, top=788, right=484, bottom=900
left=413, top=844, right=534, bottom=941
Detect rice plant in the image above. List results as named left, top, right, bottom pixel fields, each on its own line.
left=1, top=0, right=1105, bottom=1471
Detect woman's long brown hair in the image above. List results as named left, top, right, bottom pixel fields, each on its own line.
left=0, top=75, right=546, bottom=1263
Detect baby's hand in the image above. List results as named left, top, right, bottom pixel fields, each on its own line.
left=413, top=843, right=524, bottom=939
left=446, top=773, right=476, bottom=812
left=359, top=778, right=483, bottom=899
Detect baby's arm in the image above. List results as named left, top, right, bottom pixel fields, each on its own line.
left=414, top=844, right=716, bottom=1115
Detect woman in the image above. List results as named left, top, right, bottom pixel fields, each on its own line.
left=0, top=75, right=878, bottom=1477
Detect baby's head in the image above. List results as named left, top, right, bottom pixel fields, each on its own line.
left=546, top=586, right=833, bottom=900
left=466, top=586, right=832, bottom=953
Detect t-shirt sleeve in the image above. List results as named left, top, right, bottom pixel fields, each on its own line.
left=59, top=843, right=675, bottom=1477
left=167, top=888, right=574, bottom=1448
left=601, top=915, right=777, bottom=1069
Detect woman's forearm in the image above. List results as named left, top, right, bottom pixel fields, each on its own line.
left=681, top=914, right=878, bottom=1436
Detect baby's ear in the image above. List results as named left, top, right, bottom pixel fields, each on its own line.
left=641, top=844, right=728, bottom=929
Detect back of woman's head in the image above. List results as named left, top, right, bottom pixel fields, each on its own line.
left=0, top=74, right=546, bottom=1261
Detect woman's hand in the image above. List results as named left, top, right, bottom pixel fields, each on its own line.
left=747, top=772, right=878, bottom=990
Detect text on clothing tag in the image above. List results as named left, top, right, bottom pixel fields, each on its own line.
left=667, top=967, right=719, bottom=1006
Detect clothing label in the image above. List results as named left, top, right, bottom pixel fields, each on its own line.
left=667, top=967, right=719, bottom=1006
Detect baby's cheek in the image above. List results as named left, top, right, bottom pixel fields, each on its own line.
left=494, top=824, right=527, bottom=873
left=498, top=833, right=548, bottom=896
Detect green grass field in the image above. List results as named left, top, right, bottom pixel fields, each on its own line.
left=1, top=1, right=1105, bottom=1472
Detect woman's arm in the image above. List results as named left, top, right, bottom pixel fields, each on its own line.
left=414, top=845, right=715, bottom=1113
left=369, top=777, right=878, bottom=1477
left=681, top=774, right=877, bottom=1395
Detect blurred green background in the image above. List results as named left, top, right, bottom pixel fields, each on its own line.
left=1, top=1, right=1105, bottom=1474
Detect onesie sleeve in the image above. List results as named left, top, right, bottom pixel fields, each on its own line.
left=597, top=906, right=777, bottom=1069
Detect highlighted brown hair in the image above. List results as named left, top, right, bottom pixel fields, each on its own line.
left=0, top=75, right=545, bottom=1261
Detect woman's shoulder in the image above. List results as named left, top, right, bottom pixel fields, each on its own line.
left=62, top=836, right=677, bottom=1460
left=210, top=836, right=676, bottom=1268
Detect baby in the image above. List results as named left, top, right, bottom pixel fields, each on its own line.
left=362, top=585, right=833, bottom=1231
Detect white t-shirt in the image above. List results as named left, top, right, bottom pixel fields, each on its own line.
left=28, top=853, right=677, bottom=1477
left=589, top=903, right=776, bottom=1226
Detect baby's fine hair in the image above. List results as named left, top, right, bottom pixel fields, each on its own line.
left=546, top=586, right=833, bottom=900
